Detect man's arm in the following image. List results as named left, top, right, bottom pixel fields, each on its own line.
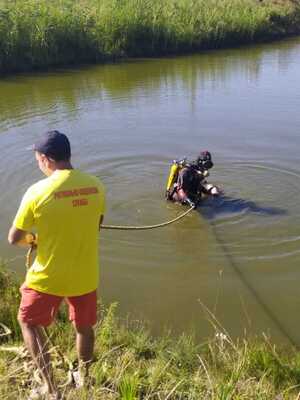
left=9, top=186, right=35, bottom=247
left=8, top=226, right=36, bottom=247
left=201, top=182, right=223, bottom=196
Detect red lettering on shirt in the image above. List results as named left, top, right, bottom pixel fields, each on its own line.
left=54, top=187, right=99, bottom=200
left=72, top=198, right=89, bottom=207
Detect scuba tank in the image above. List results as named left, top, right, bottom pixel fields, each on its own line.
left=166, top=161, right=179, bottom=192
left=166, top=158, right=186, bottom=197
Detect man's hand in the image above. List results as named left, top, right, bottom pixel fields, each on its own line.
left=8, top=226, right=37, bottom=248
left=185, top=198, right=196, bottom=209
left=210, top=186, right=224, bottom=196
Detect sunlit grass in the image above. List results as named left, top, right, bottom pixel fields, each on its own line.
left=0, top=262, right=21, bottom=341
left=1, top=264, right=300, bottom=398
left=0, top=0, right=299, bottom=73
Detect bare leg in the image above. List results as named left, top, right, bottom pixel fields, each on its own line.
left=19, top=321, right=57, bottom=395
left=74, top=324, right=94, bottom=379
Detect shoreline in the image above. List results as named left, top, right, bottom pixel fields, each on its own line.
left=0, top=0, right=300, bottom=75
left=1, top=263, right=300, bottom=398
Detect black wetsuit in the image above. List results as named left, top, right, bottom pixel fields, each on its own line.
left=168, top=165, right=204, bottom=204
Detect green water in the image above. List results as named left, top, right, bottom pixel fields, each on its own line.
left=1, top=37, right=300, bottom=343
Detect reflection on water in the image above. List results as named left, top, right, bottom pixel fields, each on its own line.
left=0, top=37, right=299, bottom=131
left=201, top=195, right=287, bottom=218
left=1, top=36, right=300, bottom=343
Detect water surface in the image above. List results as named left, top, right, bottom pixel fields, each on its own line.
left=1, top=37, right=300, bottom=344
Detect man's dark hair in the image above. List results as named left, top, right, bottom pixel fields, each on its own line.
left=34, top=130, right=71, bottom=161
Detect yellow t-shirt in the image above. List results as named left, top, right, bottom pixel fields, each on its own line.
left=13, top=169, right=106, bottom=296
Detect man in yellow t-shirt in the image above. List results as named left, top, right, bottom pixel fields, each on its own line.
left=8, top=130, right=105, bottom=398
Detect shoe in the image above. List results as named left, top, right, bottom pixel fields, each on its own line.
left=28, top=385, right=60, bottom=400
left=71, top=370, right=95, bottom=389
left=28, top=385, right=48, bottom=399
left=46, top=394, right=61, bottom=400
left=71, top=370, right=85, bottom=389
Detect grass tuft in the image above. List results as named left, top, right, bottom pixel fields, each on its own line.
left=1, top=264, right=300, bottom=398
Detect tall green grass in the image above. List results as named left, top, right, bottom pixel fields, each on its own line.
left=0, top=0, right=299, bottom=73
left=1, top=264, right=300, bottom=399
left=0, top=262, right=21, bottom=341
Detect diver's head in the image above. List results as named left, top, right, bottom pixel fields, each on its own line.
left=196, top=151, right=214, bottom=170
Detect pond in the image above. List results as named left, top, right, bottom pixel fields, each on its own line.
left=1, top=36, right=300, bottom=344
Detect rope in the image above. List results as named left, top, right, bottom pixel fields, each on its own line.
left=209, top=219, right=298, bottom=348
left=19, top=206, right=196, bottom=388
left=1, top=203, right=196, bottom=395
left=24, top=206, right=195, bottom=268
left=100, top=205, right=195, bottom=230
left=26, top=245, right=34, bottom=269
left=0, top=323, right=12, bottom=338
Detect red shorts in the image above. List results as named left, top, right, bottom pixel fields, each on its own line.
left=18, top=285, right=97, bottom=328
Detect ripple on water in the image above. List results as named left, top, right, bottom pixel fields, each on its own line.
left=98, top=155, right=203, bottom=269
left=95, top=156, right=300, bottom=270
left=206, top=162, right=300, bottom=263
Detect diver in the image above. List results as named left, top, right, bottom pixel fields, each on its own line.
left=166, top=151, right=222, bottom=208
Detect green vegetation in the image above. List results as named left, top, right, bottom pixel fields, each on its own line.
left=0, top=0, right=299, bottom=74
left=1, top=263, right=300, bottom=399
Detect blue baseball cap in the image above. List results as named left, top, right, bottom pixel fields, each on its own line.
left=33, top=130, right=71, bottom=161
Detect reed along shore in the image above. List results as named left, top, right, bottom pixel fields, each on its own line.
left=0, top=0, right=300, bottom=74
left=1, top=263, right=300, bottom=399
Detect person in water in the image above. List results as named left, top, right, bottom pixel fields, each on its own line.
left=166, top=151, right=221, bottom=207
left=8, top=131, right=106, bottom=399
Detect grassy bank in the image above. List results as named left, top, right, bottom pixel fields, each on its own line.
left=0, top=0, right=300, bottom=74
left=1, top=264, right=300, bottom=399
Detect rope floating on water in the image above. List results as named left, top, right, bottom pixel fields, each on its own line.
left=100, top=205, right=195, bottom=230
left=24, top=206, right=195, bottom=268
